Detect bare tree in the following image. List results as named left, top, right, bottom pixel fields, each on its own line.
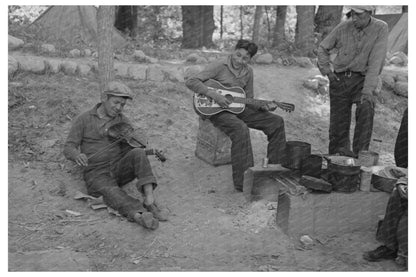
left=272, top=6, right=287, bottom=50
left=97, top=6, right=115, bottom=100
left=220, top=6, right=224, bottom=39
left=252, top=6, right=263, bottom=44
left=181, top=6, right=215, bottom=48
left=314, top=6, right=343, bottom=41
left=295, top=6, right=316, bottom=56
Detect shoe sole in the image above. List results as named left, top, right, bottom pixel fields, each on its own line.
left=136, top=212, right=159, bottom=230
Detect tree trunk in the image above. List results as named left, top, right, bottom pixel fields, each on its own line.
left=264, top=6, right=272, bottom=44
left=97, top=6, right=115, bottom=100
left=295, top=6, right=316, bottom=56
left=181, top=6, right=215, bottom=49
left=220, top=6, right=224, bottom=39
left=252, top=6, right=263, bottom=44
left=239, top=6, right=244, bottom=39
left=314, top=6, right=343, bottom=41
left=114, top=6, right=138, bottom=37
left=272, top=6, right=287, bottom=50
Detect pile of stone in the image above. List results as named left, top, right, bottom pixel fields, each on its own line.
left=303, top=75, right=329, bottom=95
left=380, top=69, right=408, bottom=98
left=386, top=51, right=408, bottom=67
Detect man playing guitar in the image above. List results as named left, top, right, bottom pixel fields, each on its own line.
left=186, top=39, right=290, bottom=192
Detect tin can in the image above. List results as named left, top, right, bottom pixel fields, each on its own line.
left=262, top=158, right=269, bottom=168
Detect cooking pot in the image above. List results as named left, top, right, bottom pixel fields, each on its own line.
left=282, top=141, right=311, bottom=170
left=300, top=154, right=323, bottom=178
left=324, top=155, right=361, bottom=193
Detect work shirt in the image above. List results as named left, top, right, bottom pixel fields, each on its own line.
left=63, top=104, right=143, bottom=172
left=185, top=56, right=254, bottom=98
left=317, top=17, right=388, bottom=95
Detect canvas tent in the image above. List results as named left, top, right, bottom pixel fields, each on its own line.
left=31, top=6, right=127, bottom=49
left=374, top=12, right=408, bottom=54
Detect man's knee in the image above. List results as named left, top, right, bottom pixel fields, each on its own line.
left=229, top=122, right=250, bottom=141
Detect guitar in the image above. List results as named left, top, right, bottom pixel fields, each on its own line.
left=193, top=79, right=295, bottom=116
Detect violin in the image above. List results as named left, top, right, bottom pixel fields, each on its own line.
left=88, top=122, right=166, bottom=162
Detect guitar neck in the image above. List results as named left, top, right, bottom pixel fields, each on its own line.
left=232, top=97, right=272, bottom=107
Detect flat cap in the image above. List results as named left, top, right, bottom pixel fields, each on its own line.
left=104, top=81, right=133, bottom=100
left=347, top=5, right=376, bottom=13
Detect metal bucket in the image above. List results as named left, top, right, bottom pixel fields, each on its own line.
left=325, top=156, right=361, bottom=193
left=283, top=141, right=311, bottom=170
left=300, top=154, right=323, bottom=178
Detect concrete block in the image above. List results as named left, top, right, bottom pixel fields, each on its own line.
left=44, top=59, right=61, bottom=74
left=77, top=64, right=91, bottom=76
left=147, top=65, right=164, bottom=82
left=15, top=56, right=45, bottom=74
left=276, top=189, right=390, bottom=237
left=114, top=62, right=129, bottom=77
left=127, top=64, right=147, bottom=80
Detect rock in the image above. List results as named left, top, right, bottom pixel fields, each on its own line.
left=77, top=64, right=91, bottom=76
left=69, top=49, right=81, bottom=58
left=83, top=49, right=92, bottom=57
left=44, top=59, right=61, bottom=74
left=317, top=85, right=328, bottom=95
left=8, top=35, right=24, bottom=50
left=15, top=56, right=45, bottom=74
left=8, top=55, right=19, bottom=77
left=61, top=61, right=78, bottom=75
left=133, top=50, right=147, bottom=62
left=148, top=57, right=159, bottom=64
left=92, top=52, right=98, bottom=58
left=303, top=79, right=319, bottom=90
left=256, top=53, right=273, bottom=64
left=390, top=51, right=408, bottom=66
left=147, top=65, right=164, bottom=82
left=208, top=56, right=217, bottom=62
left=394, top=81, right=408, bottom=97
left=127, top=64, right=147, bottom=80
left=162, top=67, right=184, bottom=82
left=185, top=53, right=201, bottom=63
left=313, top=75, right=329, bottom=86
left=41, top=44, right=56, bottom=54
left=381, top=73, right=395, bottom=90
left=295, top=57, right=314, bottom=68
left=394, top=73, right=407, bottom=83
left=114, top=63, right=129, bottom=77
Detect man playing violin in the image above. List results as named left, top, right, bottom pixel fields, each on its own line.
left=64, top=81, right=167, bottom=230
left=186, top=39, right=288, bottom=192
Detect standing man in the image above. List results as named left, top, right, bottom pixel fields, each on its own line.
left=317, top=6, right=388, bottom=157
left=186, top=39, right=287, bottom=192
left=64, top=81, right=168, bottom=230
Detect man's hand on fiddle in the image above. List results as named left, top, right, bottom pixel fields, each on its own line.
left=75, top=153, right=88, bottom=167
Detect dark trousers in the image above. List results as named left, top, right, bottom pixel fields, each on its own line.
left=329, top=72, right=375, bottom=155
left=83, top=148, right=157, bottom=220
left=377, top=189, right=408, bottom=256
left=209, top=106, right=286, bottom=190
left=394, top=108, right=408, bottom=168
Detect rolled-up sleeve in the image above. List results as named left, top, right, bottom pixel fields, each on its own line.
left=185, top=62, right=223, bottom=97
left=317, top=26, right=339, bottom=76
left=362, top=23, right=388, bottom=95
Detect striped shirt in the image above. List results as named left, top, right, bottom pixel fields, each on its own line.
left=317, top=16, right=388, bottom=95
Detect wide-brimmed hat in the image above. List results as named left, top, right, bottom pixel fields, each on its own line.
left=347, top=5, right=376, bottom=13
left=104, top=81, right=133, bottom=100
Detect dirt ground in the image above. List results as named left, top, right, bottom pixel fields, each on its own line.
left=8, top=63, right=407, bottom=271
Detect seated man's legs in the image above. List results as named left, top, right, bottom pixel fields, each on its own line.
left=84, top=168, right=158, bottom=229
left=238, top=106, right=287, bottom=164
left=209, top=112, right=253, bottom=191
left=363, top=189, right=407, bottom=264
left=112, top=148, right=168, bottom=221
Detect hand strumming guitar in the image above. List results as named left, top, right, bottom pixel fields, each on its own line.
left=206, top=90, right=232, bottom=108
